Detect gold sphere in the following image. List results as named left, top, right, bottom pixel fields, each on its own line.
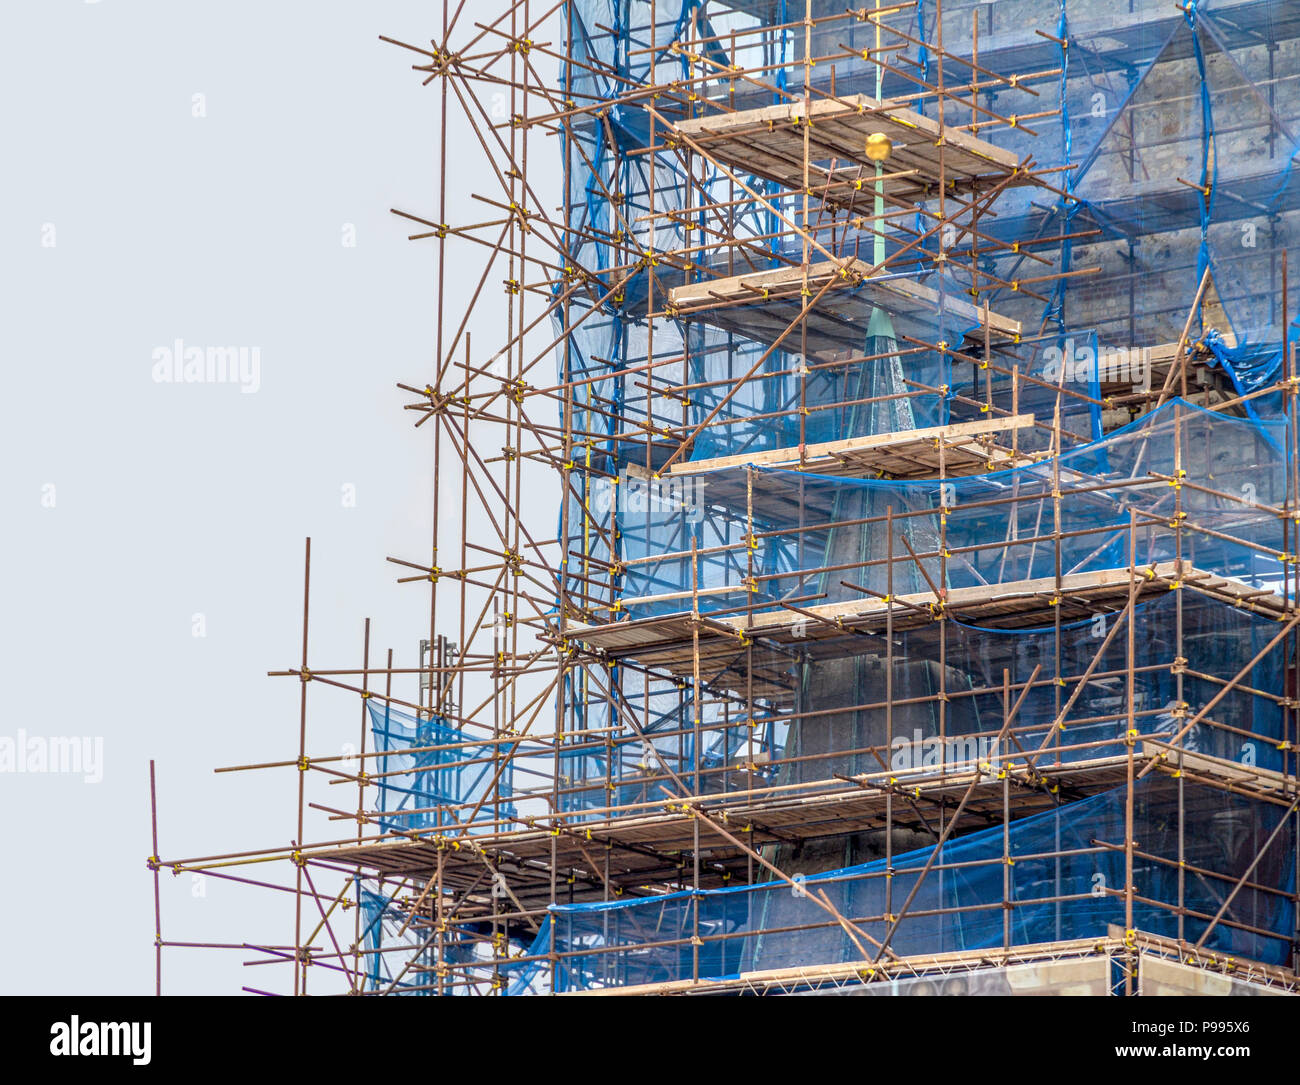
left=864, top=131, right=893, bottom=163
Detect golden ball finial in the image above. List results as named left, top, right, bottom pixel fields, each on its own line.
left=865, top=131, right=893, bottom=163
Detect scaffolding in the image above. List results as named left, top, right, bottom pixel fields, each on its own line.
left=149, top=0, right=1300, bottom=996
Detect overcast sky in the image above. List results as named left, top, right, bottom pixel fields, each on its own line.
left=0, top=0, right=553, bottom=994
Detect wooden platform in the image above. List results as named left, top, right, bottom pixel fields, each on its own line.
left=667, top=414, right=1036, bottom=480
left=670, top=258, right=1020, bottom=335
left=1101, top=341, right=1229, bottom=418
left=666, top=258, right=1021, bottom=353
left=674, top=95, right=1031, bottom=212
left=308, top=753, right=1149, bottom=915
left=1140, top=740, right=1300, bottom=807
left=569, top=563, right=1285, bottom=698
left=304, top=737, right=1292, bottom=919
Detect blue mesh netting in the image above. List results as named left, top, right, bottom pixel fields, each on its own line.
left=535, top=0, right=1300, bottom=986
left=569, top=397, right=1285, bottom=621
left=504, top=777, right=1296, bottom=992
left=555, top=0, right=1300, bottom=496
left=367, top=701, right=514, bottom=834
left=556, top=586, right=1292, bottom=814
left=357, top=888, right=437, bottom=994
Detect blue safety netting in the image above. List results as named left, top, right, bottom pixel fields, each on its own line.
left=367, top=701, right=514, bottom=834
left=505, top=777, right=1296, bottom=992
left=568, top=397, right=1286, bottom=621
left=357, top=888, right=440, bottom=994
left=556, top=585, right=1293, bottom=814
left=555, top=0, right=1300, bottom=496
left=540, top=0, right=1300, bottom=986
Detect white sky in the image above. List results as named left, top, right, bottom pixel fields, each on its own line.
left=1, top=0, right=560, bottom=994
